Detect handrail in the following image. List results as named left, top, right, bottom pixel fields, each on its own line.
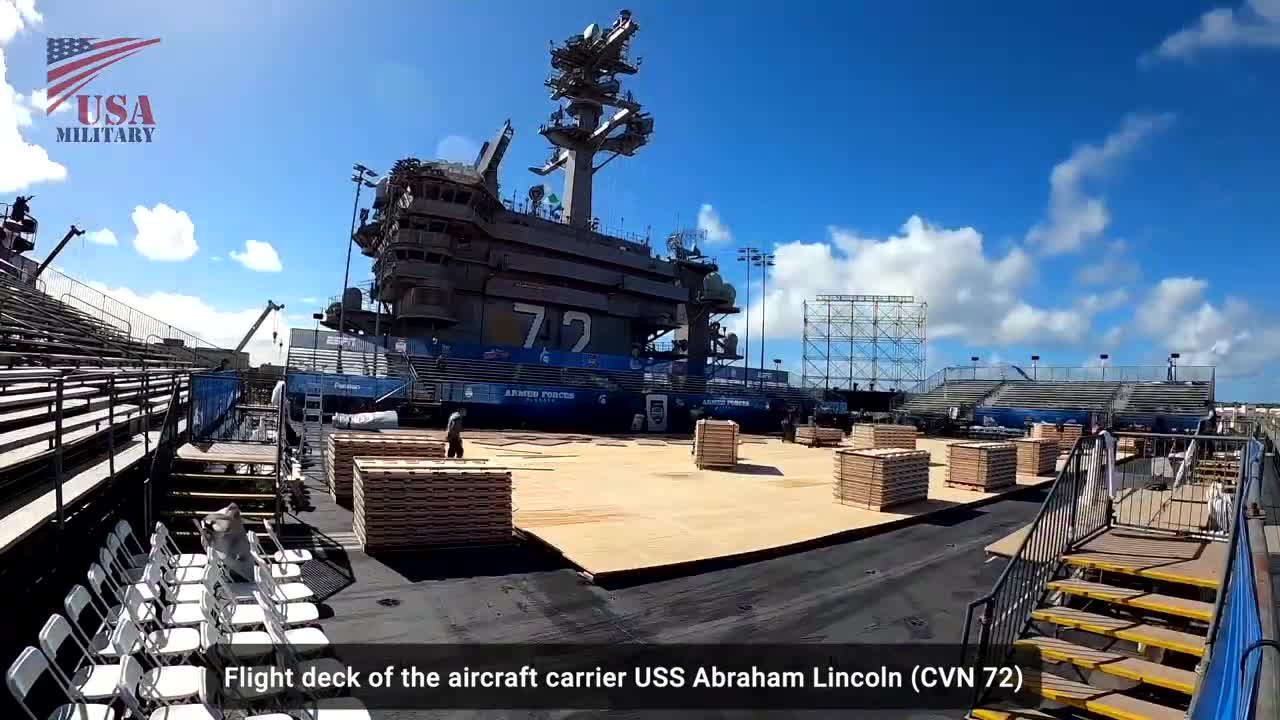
left=59, top=292, right=132, bottom=339
left=960, top=434, right=1107, bottom=708
left=145, top=332, right=205, bottom=366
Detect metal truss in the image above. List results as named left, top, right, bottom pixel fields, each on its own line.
left=801, top=295, right=927, bottom=392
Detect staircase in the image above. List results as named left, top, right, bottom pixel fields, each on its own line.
left=963, top=431, right=1273, bottom=720
left=161, top=446, right=278, bottom=535
left=972, top=530, right=1218, bottom=719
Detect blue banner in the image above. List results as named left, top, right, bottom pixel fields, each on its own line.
left=401, top=338, right=644, bottom=372
left=285, top=372, right=407, bottom=400
left=439, top=382, right=612, bottom=408
left=974, top=407, right=1093, bottom=429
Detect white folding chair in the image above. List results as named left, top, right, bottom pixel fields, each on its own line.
left=296, top=697, right=373, bottom=720
left=36, top=614, right=122, bottom=702
left=252, top=557, right=314, bottom=604
left=87, top=562, right=156, bottom=626
left=112, top=519, right=151, bottom=567
left=6, top=646, right=116, bottom=720
left=110, top=620, right=211, bottom=706
left=153, top=522, right=208, bottom=569
left=251, top=590, right=329, bottom=654
left=98, top=548, right=160, bottom=604
left=258, top=609, right=345, bottom=700
left=104, top=532, right=146, bottom=580
left=64, top=585, right=118, bottom=658
left=116, top=654, right=221, bottom=720
left=197, top=605, right=273, bottom=663
left=195, top=621, right=290, bottom=711
left=246, top=533, right=302, bottom=579
left=260, top=520, right=313, bottom=564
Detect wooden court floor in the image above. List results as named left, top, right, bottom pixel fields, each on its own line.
left=445, top=434, right=1060, bottom=580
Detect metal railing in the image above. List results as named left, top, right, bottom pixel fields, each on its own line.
left=17, top=262, right=218, bottom=353
left=1187, top=429, right=1273, bottom=719
left=959, top=435, right=1107, bottom=708
left=1110, top=432, right=1249, bottom=538
left=918, top=364, right=1216, bottom=385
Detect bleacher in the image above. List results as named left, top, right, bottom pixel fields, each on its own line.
left=285, top=344, right=389, bottom=377
left=1, top=272, right=194, bottom=369
left=987, top=380, right=1120, bottom=411
left=1116, top=382, right=1212, bottom=417
left=898, top=380, right=1002, bottom=417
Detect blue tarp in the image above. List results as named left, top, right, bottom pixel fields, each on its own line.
left=1190, top=438, right=1264, bottom=720
left=190, top=372, right=239, bottom=441
left=974, top=407, right=1092, bottom=428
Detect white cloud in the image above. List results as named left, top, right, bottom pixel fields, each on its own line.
left=435, top=135, right=480, bottom=165
left=1026, top=114, right=1172, bottom=255
left=229, top=239, right=283, bottom=272
left=696, top=203, right=733, bottom=245
left=86, top=228, right=117, bottom=246
left=1141, top=0, right=1280, bottom=65
left=79, top=281, right=292, bottom=367
left=1076, top=239, right=1140, bottom=285
left=210, top=256, right=223, bottom=262
left=728, top=215, right=1104, bottom=350
left=300, top=297, right=318, bottom=304
left=132, top=203, right=198, bottom=261
left=1133, top=276, right=1280, bottom=377
left=0, top=0, right=41, bottom=45
left=0, top=3, right=68, bottom=193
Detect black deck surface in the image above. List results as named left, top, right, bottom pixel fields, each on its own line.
left=279, top=425, right=1048, bottom=719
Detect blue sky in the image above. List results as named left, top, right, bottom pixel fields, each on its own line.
left=2, top=0, right=1277, bottom=400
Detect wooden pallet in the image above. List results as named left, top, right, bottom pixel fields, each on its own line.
left=947, top=442, right=1017, bottom=491
left=832, top=447, right=931, bottom=511
left=352, top=458, right=513, bottom=550
left=326, top=433, right=446, bottom=502
left=795, top=425, right=844, bottom=447
left=693, top=419, right=739, bottom=468
left=1031, top=423, right=1083, bottom=452
left=849, top=424, right=918, bottom=450
left=1012, top=437, right=1058, bottom=476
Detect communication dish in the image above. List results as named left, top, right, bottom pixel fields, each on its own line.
left=583, top=23, right=600, bottom=40
left=528, top=185, right=545, bottom=204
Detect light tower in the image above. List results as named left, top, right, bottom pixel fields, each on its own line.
left=530, top=10, right=654, bottom=228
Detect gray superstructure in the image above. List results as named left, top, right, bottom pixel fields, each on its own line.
left=328, top=10, right=740, bottom=379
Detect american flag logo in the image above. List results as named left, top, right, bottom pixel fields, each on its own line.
left=46, top=37, right=161, bottom=114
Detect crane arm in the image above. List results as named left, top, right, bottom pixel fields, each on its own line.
left=235, top=300, right=283, bottom=353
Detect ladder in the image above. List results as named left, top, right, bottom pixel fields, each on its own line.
left=302, top=387, right=323, bottom=461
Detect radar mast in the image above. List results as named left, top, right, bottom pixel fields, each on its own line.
left=530, top=9, right=653, bottom=228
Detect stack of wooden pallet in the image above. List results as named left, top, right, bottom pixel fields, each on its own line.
left=947, top=442, right=1017, bottom=491
left=796, top=425, right=845, bottom=447
left=325, top=432, right=445, bottom=503
left=694, top=419, right=739, bottom=468
left=1012, top=437, right=1058, bottom=476
left=352, top=458, right=512, bottom=550
left=832, top=448, right=931, bottom=511
left=849, top=424, right=918, bottom=450
left=1031, top=423, right=1083, bottom=451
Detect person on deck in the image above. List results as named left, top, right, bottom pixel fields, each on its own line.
left=446, top=407, right=466, bottom=458
left=781, top=413, right=795, bottom=443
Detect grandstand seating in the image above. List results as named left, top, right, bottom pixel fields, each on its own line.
left=286, top=343, right=388, bottom=377
left=1, top=273, right=194, bottom=368
left=898, top=380, right=1002, bottom=417
left=899, top=377, right=1212, bottom=421
left=987, top=380, right=1120, bottom=411
left=1116, top=382, right=1212, bottom=417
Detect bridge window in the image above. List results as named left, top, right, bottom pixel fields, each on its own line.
left=423, top=184, right=439, bottom=201
left=429, top=220, right=446, bottom=233
left=441, top=188, right=455, bottom=203
left=455, top=191, right=471, bottom=206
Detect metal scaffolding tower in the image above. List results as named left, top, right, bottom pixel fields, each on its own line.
left=801, top=295, right=927, bottom=392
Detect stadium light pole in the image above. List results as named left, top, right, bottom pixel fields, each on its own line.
left=970, top=356, right=980, bottom=380
left=752, top=252, right=775, bottom=390
left=1169, top=352, right=1180, bottom=382
left=1031, top=355, right=1040, bottom=381
left=736, top=246, right=758, bottom=386
left=311, top=313, right=323, bottom=371
left=1099, top=353, right=1109, bottom=381
left=338, top=163, right=379, bottom=374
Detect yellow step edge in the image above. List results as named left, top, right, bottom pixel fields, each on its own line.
left=1031, top=608, right=1205, bottom=657
left=1015, top=637, right=1196, bottom=695
left=1023, top=670, right=1186, bottom=720
left=1062, top=555, right=1219, bottom=590
left=1047, top=579, right=1213, bottom=622
left=971, top=708, right=1056, bottom=720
